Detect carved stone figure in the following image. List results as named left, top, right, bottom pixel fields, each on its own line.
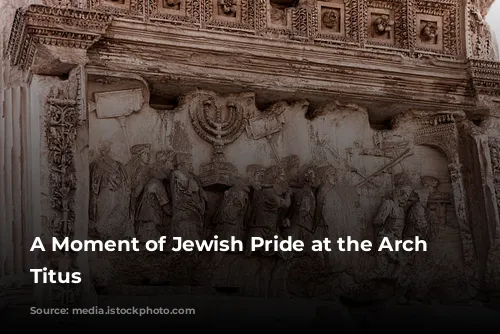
left=244, top=164, right=291, bottom=296
left=210, top=178, right=251, bottom=288
left=314, top=165, right=343, bottom=266
left=420, top=22, right=438, bottom=43
left=125, top=144, right=153, bottom=221
left=134, top=150, right=174, bottom=242
left=286, top=164, right=318, bottom=257
left=245, top=165, right=291, bottom=257
left=163, top=0, right=181, bottom=9
left=170, top=152, right=207, bottom=243
left=404, top=176, right=440, bottom=240
left=5, top=0, right=500, bottom=313
left=322, top=10, right=339, bottom=30
left=89, top=141, right=132, bottom=239
left=373, top=15, right=394, bottom=35
left=372, top=172, right=413, bottom=277
left=212, top=181, right=251, bottom=242
left=469, top=0, right=498, bottom=59
left=219, top=0, right=237, bottom=15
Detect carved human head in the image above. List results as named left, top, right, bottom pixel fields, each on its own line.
left=156, top=150, right=175, bottom=166
left=99, top=141, right=112, bottom=157
left=247, top=164, right=266, bottom=186
left=300, top=164, right=317, bottom=186
left=221, top=187, right=249, bottom=220
left=393, top=172, right=413, bottom=205
left=420, top=22, right=438, bottom=42
left=203, top=98, right=217, bottom=114
left=265, top=165, right=287, bottom=184
left=322, top=10, right=339, bottom=29
left=316, top=165, right=338, bottom=186
left=131, top=144, right=151, bottom=164
left=174, top=152, right=193, bottom=171
left=421, top=175, right=439, bottom=193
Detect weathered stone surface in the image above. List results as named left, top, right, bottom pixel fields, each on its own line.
left=1, top=0, right=500, bottom=327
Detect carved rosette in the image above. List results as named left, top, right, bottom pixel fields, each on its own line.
left=45, top=88, right=83, bottom=307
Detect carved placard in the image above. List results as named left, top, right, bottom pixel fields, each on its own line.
left=246, top=112, right=285, bottom=140
left=94, top=89, right=144, bottom=118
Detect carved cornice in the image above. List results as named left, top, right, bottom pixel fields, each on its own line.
left=7, top=5, right=112, bottom=70
left=6, top=3, right=500, bottom=100
left=87, top=21, right=477, bottom=109
left=469, top=59, right=500, bottom=96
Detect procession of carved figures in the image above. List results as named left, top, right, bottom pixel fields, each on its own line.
left=37, top=0, right=496, bottom=60
left=87, top=90, right=466, bottom=300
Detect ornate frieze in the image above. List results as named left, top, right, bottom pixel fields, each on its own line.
left=87, top=0, right=144, bottom=18
left=469, top=59, right=500, bottom=96
left=312, top=0, right=359, bottom=43
left=20, top=0, right=494, bottom=66
left=7, top=5, right=112, bottom=69
left=411, top=0, right=460, bottom=56
left=204, top=0, right=256, bottom=30
left=44, top=85, right=83, bottom=307
left=365, top=0, right=407, bottom=49
left=149, top=0, right=201, bottom=25
left=8, top=2, right=500, bottom=62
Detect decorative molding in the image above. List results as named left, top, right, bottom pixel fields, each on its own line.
left=412, top=0, right=460, bottom=57
left=87, top=0, right=144, bottom=18
left=6, top=3, right=500, bottom=99
left=469, top=59, right=500, bottom=96
left=45, top=83, right=84, bottom=306
left=7, top=5, right=112, bottom=70
left=148, top=0, right=201, bottom=26
left=365, top=0, right=407, bottom=50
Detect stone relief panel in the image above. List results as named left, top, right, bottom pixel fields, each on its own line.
left=87, top=0, right=144, bottom=18
left=30, top=0, right=470, bottom=59
left=312, top=0, right=359, bottom=43
left=40, top=69, right=86, bottom=307
left=149, top=0, right=201, bottom=25
left=412, top=0, right=459, bottom=56
left=85, top=76, right=471, bottom=301
left=468, top=0, right=498, bottom=60
left=486, top=135, right=500, bottom=287
left=266, top=0, right=293, bottom=32
left=365, top=0, right=407, bottom=49
left=204, top=0, right=256, bottom=30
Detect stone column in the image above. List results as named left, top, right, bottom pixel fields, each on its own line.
left=12, top=86, right=24, bottom=282
left=21, top=85, right=33, bottom=273
left=457, top=120, right=500, bottom=290
left=4, top=88, right=14, bottom=279
left=0, top=87, right=5, bottom=280
left=448, top=162, right=479, bottom=292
